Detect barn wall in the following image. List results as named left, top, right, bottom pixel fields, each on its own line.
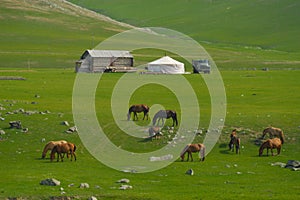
left=113, top=58, right=133, bottom=67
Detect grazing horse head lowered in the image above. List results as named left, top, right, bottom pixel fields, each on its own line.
left=127, top=104, right=149, bottom=121
left=152, top=110, right=178, bottom=127
left=180, top=143, right=205, bottom=162
left=50, top=142, right=77, bottom=162
left=259, top=138, right=282, bottom=156
left=41, top=140, right=67, bottom=159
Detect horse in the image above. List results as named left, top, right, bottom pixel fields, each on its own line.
left=148, top=126, right=163, bottom=140
left=259, top=138, right=282, bottom=156
left=262, top=127, right=285, bottom=144
left=50, top=142, right=76, bottom=162
left=180, top=143, right=205, bottom=162
left=127, top=104, right=149, bottom=121
left=152, top=110, right=178, bottom=127
left=229, top=135, right=241, bottom=154
left=41, top=140, right=67, bottom=159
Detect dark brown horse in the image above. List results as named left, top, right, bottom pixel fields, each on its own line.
left=152, top=110, right=178, bottom=127
left=262, top=127, right=285, bottom=144
left=180, top=143, right=205, bottom=161
left=229, top=135, right=241, bottom=154
left=50, top=142, right=76, bottom=162
left=127, top=104, right=149, bottom=121
left=259, top=138, right=282, bottom=156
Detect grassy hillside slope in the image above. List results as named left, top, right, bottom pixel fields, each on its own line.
left=68, top=0, right=300, bottom=52
left=0, top=0, right=130, bottom=69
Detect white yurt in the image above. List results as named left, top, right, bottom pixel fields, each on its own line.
left=147, top=56, right=185, bottom=74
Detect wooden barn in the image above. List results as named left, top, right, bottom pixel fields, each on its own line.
left=75, top=50, right=135, bottom=73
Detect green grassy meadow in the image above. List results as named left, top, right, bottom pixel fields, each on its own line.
left=1, top=0, right=300, bottom=199
left=1, top=69, right=300, bottom=199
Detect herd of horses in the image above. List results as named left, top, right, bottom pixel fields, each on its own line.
left=42, top=103, right=285, bottom=162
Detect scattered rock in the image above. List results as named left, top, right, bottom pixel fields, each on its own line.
left=186, top=168, right=194, bottom=175
left=149, top=154, right=173, bottom=162
left=119, top=184, right=133, bottom=190
left=61, top=121, right=70, bottom=126
left=9, top=121, right=22, bottom=129
left=40, top=178, right=61, bottom=186
left=0, top=130, right=5, bottom=135
left=0, top=117, right=5, bottom=121
left=68, top=183, right=74, bottom=187
left=22, top=128, right=29, bottom=133
left=285, top=160, right=300, bottom=169
left=117, top=178, right=130, bottom=183
left=66, top=126, right=77, bottom=134
left=88, top=196, right=97, bottom=200
left=271, top=162, right=286, bottom=168
left=79, top=183, right=89, bottom=188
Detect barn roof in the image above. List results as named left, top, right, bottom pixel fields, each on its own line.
left=81, top=50, right=133, bottom=59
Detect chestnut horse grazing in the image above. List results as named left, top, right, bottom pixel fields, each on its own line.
left=152, top=110, right=178, bottom=127
left=180, top=143, right=205, bottom=161
left=50, top=142, right=76, bottom=162
left=262, top=127, right=285, bottom=144
left=42, top=140, right=67, bottom=159
left=127, top=104, right=149, bottom=121
left=259, top=138, right=282, bottom=156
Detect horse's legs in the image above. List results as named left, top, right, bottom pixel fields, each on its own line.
left=277, top=147, right=281, bottom=155
left=134, top=112, right=138, bottom=120
left=188, top=152, right=193, bottom=162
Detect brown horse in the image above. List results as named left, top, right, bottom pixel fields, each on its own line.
left=152, top=110, right=178, bottom=127
left=229, top=135, right=241, bottom=154
left=262, top=127, right=285, bottom=144
left=127, top=104, right=149, bottom=121
left=259, top=138, right=282, bottom=156
left=180, top=143, right=205, bottom=161
left=50, top=142, right=76, bottom=162
left=41, top=140, right=67, bottom=159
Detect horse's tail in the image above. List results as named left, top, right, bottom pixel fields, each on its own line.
left=73, top=144, right=77, bottom=152
left=180, top=145, right=190, bottom=160
left=127, top=110, right=131, bottom=121
left=199, top=144, right=205, bottom=161
left=279, top=131, right=284, bottom=144
left=173, top=112, right=178, bottom=126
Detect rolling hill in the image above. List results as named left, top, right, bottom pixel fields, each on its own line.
left=68, top=0, right=300, bottom=52
left=0, top=0, right=131, bottom=68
